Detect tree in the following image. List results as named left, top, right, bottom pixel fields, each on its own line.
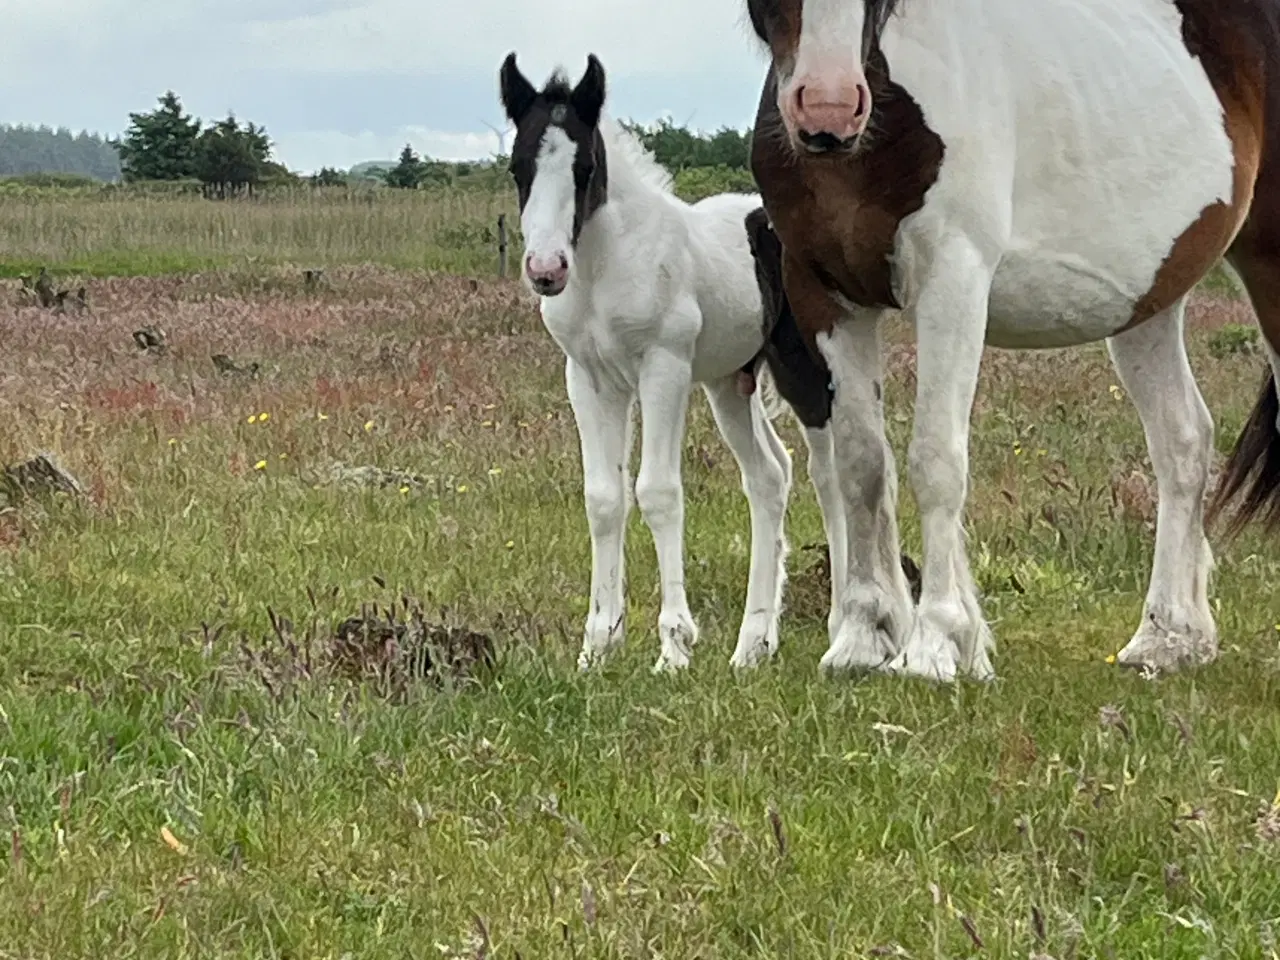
left=384, top=144, right=425, bottom=189
left=117, top=91, right=201, bottom=181
left=310, top=166, right=347, bottom=187
left=194, top=113, right=272, bottom=196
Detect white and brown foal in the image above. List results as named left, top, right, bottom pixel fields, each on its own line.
left=747, top=0, right=1280, bottom=681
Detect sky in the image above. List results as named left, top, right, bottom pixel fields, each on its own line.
left=0, top=0, right=772, bottom=173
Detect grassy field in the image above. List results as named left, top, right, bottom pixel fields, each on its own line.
left=1, top=201, right=1279, bottom=956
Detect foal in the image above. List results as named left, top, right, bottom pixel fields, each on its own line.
left=499, top=52, right=793, bottom=672
left=746, top=0, right=1280, bottom=681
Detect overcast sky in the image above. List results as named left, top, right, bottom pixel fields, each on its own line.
left=0, top=0, right=770, bottom=173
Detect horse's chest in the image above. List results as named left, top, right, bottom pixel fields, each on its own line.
left=777, top=202, right=898, bottom=310
left=541, top=300, right=655, bottom=388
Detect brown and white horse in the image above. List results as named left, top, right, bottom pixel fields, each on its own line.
left=746, top=0, right=1280, bottom=680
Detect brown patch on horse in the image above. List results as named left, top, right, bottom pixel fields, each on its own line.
left=749, top=54, right=945, bottom=339
left=1125, top=6, right=1267, bottom=330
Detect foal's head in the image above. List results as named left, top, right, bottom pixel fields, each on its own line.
left=499, top=52, right=609, bottom=296
left=746, top=0, right=899, bottom=155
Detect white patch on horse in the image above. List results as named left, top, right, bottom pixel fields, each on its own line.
left=520, top=126, right=577, bottom=283
left=880, top=0, right=1236, bottom=347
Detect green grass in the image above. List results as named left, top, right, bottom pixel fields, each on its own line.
left=1, top=265, right=1278, bottom=957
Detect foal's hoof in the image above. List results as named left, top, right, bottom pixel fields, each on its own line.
left=729, top=613, right=779, bottom=669
left=1114, top=617, right=1218, bottom=676
left=653, top=610, right=698, bottom=674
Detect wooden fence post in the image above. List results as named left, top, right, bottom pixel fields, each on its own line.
left=497, top=214, right=508, bottom=278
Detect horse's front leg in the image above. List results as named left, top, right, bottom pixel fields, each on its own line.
left=565, top=356, right=636, bottom=670
left=635, top=330, right=699, bottom=673
left=888, top=238, right=996, bottom=683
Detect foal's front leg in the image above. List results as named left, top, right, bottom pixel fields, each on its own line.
left=888, top=240, right=996, bottom=683
left=565, top=357, right=636, bottom=670
left=635, top=343, right=698, bottom=672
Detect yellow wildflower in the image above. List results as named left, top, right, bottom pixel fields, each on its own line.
left=505, top=540, right=515, bottom=549
left=482, top=420, right=494, bottom=428
left=168, top=438, right=177, bottom=446
left=317, top=412, right=329, bottom=421
left=363, top=420, right=374, bottom=432
left=488, top=467, right=502, bottom=476
left=399, top=485, right=410, bottom=494
left=1105, top=653, right=1117, bottom=664
left=456, top=484, right=469, bottom=493
left=258, top=412, right=269, bottom=422
left=247, top=414, right=257, bottom=424
left=253, top=459, right=267, bottom=471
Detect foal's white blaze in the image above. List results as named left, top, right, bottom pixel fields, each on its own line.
left=521, top=126, right=577, bottom=291
left=783, top=0, right=872, bottom=143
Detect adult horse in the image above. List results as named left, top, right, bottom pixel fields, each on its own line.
left=746, top=0, right=1280, bottom=681
left=499, top=53, right=855, bottom=673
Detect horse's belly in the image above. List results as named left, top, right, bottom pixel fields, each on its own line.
left=984, top=253, right=1141, bottom=348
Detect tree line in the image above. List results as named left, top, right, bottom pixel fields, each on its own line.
left=0, top=125, right=122, bottom=181
left=0, top=91, right=754, bottom=193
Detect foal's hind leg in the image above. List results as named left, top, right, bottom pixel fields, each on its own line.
left=703, top=377, right=793, bottom=668
left=1106, top=297, right=1218, bottom=672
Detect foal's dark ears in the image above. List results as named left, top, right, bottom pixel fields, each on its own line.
left=571, top=54, right=607, bottom=129
left=500, top=52, right=538, bottom=124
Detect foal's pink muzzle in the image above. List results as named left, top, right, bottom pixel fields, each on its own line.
left=525, top=251, right=569, bottom=296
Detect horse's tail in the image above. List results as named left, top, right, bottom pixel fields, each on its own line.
left=1205, top=361, right=1280, bottom=539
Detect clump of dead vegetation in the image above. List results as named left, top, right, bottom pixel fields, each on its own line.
left=785, top=542, right=922, bottom=621
left=14, top=267, right=88, bottom=314
left=1, top=451, right=86, bottom=506
left=233, top=592, right=498, bottom=701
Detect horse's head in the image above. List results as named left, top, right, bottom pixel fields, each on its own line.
left=500, top=52, right=609, bottom=297
left=746, top=0, right=897, bottom=155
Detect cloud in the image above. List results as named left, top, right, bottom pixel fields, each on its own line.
left=0, top=0, right=773, bottom=172
left=241, top=0, right=764, bottom=80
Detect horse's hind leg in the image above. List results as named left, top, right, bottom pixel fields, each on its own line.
left=703, top=377, right=793, bottom=668
left=1105, top=296, right=1219, bottom=672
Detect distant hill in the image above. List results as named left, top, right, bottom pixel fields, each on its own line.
left=0, top=124, right=122, bottom=181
